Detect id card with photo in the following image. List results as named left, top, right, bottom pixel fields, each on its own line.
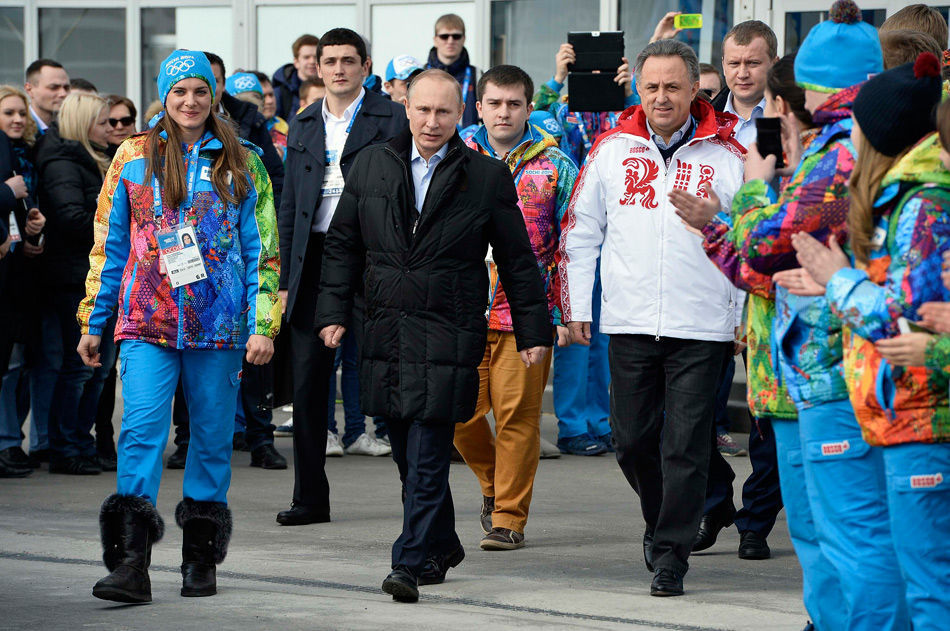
left=156, top=224, right=207, bottom=288
left=7, top=211, right=21, bottom=243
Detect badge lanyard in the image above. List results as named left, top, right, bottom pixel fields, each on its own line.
left=153, top=141, right=202, bottom=218
left=343, top=94, right=365, bottom=135
left=456, top=67, right=473, bottom=130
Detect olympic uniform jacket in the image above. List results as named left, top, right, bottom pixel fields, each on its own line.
left=77, top=128, right=281, bottom=349
left=465, top=123, right=578, bottom=330
left=826, top=133, right=950, bottom=446
left=706, top=87, right=858, bottom=412
left=557, top=99, right=744, bottom=341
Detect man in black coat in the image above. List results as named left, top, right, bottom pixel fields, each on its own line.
left=275, top=28, right=409, bottom=526
left=316, top=70, right=552, bottom=603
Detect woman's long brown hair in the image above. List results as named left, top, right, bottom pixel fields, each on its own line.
left=847, top=125, right=906, bottom=266
left=144, top=112, right=250, bottom=211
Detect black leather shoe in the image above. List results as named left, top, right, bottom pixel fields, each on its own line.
left=650, top=568, right=684, bottom=597
left=418, top=545, right=465, bottom=586
left=643, top=526, right=655, bottom=572
left=382, top=567, right=419, bottom=602
left=276, top=503, right=330, bottom=526
left=0, top=447, right=32, bottom=478
left=98, top=450, right=118, bottom=472
left=232, top=432, right=250, bottom=452
left=738, top=530, right=771, bottom=560
left=49, top=455, right=102, bottom=475
left=692, top=510, right=734, bottom=552
left=250, top=444, right=287, bottom=470
left=166, top=445, right=187, bottom=469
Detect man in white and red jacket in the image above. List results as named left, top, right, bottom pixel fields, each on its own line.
left=556, top=39, right=744, bottom=598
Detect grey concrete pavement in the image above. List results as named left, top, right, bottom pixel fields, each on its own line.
left=0, top=410, right=807, bottom=631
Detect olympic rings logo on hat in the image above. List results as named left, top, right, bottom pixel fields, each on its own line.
left=543, top=119, right=560, bottom=133
left=166, top=57, right=196, bottom=76
left=233, top=76, right=257, bottom=90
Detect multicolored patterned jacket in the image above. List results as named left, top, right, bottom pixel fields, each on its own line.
left=465, top=123, right=577, bottom=331
left=78, top=128, right=281, bottom=349
left=826, top=133, right=950, bottom=446
left=711, top=87, right=859, bottom=410
left=698, top=130, right=826, bottom=420
left=267, top=115, right=288, bottom=161
left=532, top=79, right=639, bottom=167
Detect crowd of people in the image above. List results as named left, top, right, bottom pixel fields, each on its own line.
left=1, top=1, right=949, bottom=628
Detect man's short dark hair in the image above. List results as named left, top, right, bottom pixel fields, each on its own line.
left=477, top=65, right=534, bottom=104
left=250, top=70, right=271, bottom=86
left=292, top=34, right=320, bottom=59
left=204, top=51, right=225, bottom=76
left=880, top=29, right=943, bottom=69
left=25, top=58, right=64, bottom=83
left=70, top=77, right=97, bottom=92
left=723, top=20, right=778, bottom=59
left=317, top=28, right=367, bottom=65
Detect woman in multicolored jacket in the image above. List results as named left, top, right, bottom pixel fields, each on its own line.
left=787, top=54, right=947, bottom=631
left=691, top=6, right=904, bottom=628
left=76, top=50, right=281, bottom=604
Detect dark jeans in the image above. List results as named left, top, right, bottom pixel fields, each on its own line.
left=172, top=359, right=275, bottom=451
left=86, top=315, right=117, bottom=454
left=704, top=350, right=783, bottom=537
left=327, top=328, right=365, bottom=447
left=714, top=356, right=735, bottom=435
left=288, top=233, right=335, bottom=510
left=46, top=288, right=97, bottom=460
left=608, top=334, right=731, bottom=575
left=387, top=418, right=459, bottom=575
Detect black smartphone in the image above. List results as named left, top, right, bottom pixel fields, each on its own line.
left=754, top=117, right=785, bottom=168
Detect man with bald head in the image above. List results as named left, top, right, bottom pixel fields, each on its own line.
left=316, top=69, right=552, bottom=602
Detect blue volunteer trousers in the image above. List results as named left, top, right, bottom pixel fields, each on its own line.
left=552, top=267, right=610, bottom=440
left=799, top=399, right=909, bottom=631
left=116, top=339, right=243, bottom=505
left=772, top=419, right=847, bottom=631
left=883, top=442, right=950, bottom=631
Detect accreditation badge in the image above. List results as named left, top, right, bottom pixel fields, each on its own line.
left=156, top=223, right=208, bottom=288
left=7, top=211, right=21, bottom=243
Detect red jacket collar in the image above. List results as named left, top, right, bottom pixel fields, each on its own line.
left=616, top=98, right=744, bottom=153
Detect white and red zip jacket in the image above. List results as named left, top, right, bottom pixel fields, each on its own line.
left=557, top=99, right=745, bottom=342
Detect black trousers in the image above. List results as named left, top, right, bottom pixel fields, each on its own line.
left=704, top=351, right=782, bottom=537
left=288, top=233, right=335, bottom=510
left=608, top=334, right=731, bottom=575
left=387, top=418, right=459, bottom=575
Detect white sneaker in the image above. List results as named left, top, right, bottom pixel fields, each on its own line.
left=281, top=404, right=294, bottom=413
left=539, top=436, right=561, bottom=459
left=274, top=418, right=293, bottom=436
left=345, top=432, right=392, bottom=456
left=326, top=431, right=344, bottom=457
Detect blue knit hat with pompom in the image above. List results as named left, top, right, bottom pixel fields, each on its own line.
left=794, top=0, right=883, bottom=92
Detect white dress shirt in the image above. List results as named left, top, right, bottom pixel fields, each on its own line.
left=723, top=92, right=766, bottom=150
left=313, top=88, right=366, bottom=233
left=410, top=140, right=449, bottom=214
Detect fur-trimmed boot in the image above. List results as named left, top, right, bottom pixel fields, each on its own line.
left=92, top=494, right=164, bottom=603
left=176, top=498, right=232, bottom=597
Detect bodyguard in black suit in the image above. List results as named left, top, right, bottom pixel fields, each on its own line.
left=276, top=28, right=408, bottom=525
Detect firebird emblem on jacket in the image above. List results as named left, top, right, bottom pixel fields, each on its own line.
left=619, top=156, right=659, bottom=208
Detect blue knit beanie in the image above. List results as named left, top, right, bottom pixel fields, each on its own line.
left=158, top=50, right=216, bottom=105
left=794, top=0, right=883, bottom=93
left=225, top=72, right=263, bottom=97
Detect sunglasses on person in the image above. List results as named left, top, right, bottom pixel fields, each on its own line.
left=437, top=33, right=464, bottom=41
left=108, top=116, right=135, bottom=127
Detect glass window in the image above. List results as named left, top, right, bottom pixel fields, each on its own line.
left=0, top=7, right=24, bottom=87
left=371, top=2, right=478, bottom=81
left=490, top=0, right=600, bottom=88
left=618, top=1, right=734, bottom=67
left=257, top=5, right=358, bottom=80
left=39, top=8, right=126, bottom=96
left=141, top=7, right=233, bottom=114
left=784, top=9, right=886, bottom=55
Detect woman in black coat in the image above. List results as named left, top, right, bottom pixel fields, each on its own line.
left=0, top=85, right=45, bottom=477
left=34, top=91, right=113, bottom=475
